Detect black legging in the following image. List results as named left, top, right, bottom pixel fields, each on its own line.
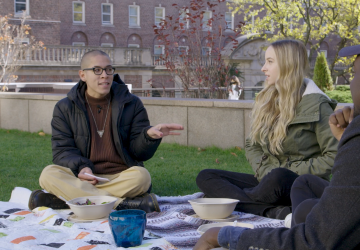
left=290, top=174, right=329, bottom=227
left=196, top=167, right=299, bottom=217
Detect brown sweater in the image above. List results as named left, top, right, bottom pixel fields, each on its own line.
left=85, top=92, right=128, bottom=174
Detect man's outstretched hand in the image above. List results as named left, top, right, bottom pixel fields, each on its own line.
left=329, top=106, right=354, bottom=141
left=147, top=123, right=184, bottom=139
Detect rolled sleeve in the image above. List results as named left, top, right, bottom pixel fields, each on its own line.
left=218, top=226, right=249, bottom=250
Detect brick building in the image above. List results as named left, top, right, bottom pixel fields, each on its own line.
left=0, top=0, right=243, bottom=87
left=0, top=0, right=346, bottom=92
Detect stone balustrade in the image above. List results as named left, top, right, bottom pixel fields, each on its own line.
left=17, top=45, right=153, bottom=67
left=0, top=92, right=351, bottom=149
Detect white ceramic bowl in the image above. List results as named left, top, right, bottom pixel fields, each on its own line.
left=67, top=196, right=117, bottom=220
left=188, top=198, right=239, bottom=219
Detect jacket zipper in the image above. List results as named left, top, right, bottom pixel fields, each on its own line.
left=267, top=144, right=281, bottom=166
left=254, top=156, right=265, bottom=178
left=74, top=102, right=92, bottom=159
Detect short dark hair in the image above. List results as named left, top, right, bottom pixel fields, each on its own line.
left=80, top=50, right=110, bottom=69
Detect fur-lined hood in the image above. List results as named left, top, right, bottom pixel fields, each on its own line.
left=302, top=78, right=330, bottom=100
left=290, top=78, right=337, bottom=125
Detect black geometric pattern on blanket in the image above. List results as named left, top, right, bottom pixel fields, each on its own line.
left=3, top=208, right=23, bottom=214
left=146, top=192, right=285, bottom=250
left=39, top=243, right=65, bottom=248
left=86, top=240, right=110, bottom=245
left=53, top=218, right=65, bottom=226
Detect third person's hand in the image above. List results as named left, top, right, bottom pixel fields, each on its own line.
left=329, top=106, right=354, bottom=141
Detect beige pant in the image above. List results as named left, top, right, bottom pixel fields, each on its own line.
left=39, top=165, right=151, bottom=208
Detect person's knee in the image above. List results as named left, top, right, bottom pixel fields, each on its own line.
left=265, top=168, right=298, bottom=186
left=131, top=167, right=151, bottom=193
left=293, top=198, right=319, bottom=225
left=291, top=174, right=313, bottom=190
left=39, top=165, right=60, bottom=188
left=196, top=169, right=216, bottom=188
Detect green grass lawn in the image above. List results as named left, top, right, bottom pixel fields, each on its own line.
left=0, top=128, right=253, bottom=201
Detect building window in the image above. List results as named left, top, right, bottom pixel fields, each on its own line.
left=14, top=0, right=29, bottom=16
left=129, top=5, right=140, bottom=27
left=154, top=45, right=165, bottom=55
left=225, top=12, right=234, bottom=30
left=202, top=47, right=211, bottom=56
left=73, top=1, right=85, bottom=23
left=320, top=50, right=327, bottom=58
left=178, top=46, right=189, bottom=56
left=72, top=42, right=85, bottom=46
left=128, top=44, right=140, bottom=48
left=101, top=43, right=113, bottom=47
left=202, top=11, right=212, bottom=31
left=14, top=37, right=29, bottom=44
left=102, top=3, right=113, bottom=25
left=287, top=16, right=293, bottom=31
left=179, top=8, right=189, bottom=30
left=245, top=13, right=255, bottom=33
left=155, top=7, right=165, bottom=27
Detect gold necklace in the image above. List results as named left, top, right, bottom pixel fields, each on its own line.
left=85, top=94, right=110, bottom=138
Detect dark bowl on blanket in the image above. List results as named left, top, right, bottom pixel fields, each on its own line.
left=67, top=196, right=117, bottom=220
left=188, top=198, right=239, bottom=219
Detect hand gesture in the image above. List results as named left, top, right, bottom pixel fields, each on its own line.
left=193, top=228, right=221, bottom=250
left=78, top=167, right=98, bottom=185
left=147, top=123, right=184, bottom=139
left=329, top=106, right=354, bottom=141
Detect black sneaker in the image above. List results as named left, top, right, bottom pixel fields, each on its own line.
left=28, top=190, right=69, bottom=210
left=116, top=193, right=160, bottom=213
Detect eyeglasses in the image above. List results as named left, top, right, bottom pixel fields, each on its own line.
left=82, top=67, right=115, bottom=75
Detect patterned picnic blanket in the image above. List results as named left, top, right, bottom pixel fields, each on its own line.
left=0, top=188, right=284, bottom=250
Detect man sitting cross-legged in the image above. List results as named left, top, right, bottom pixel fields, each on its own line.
left=28, top=50, right=183, bottom=213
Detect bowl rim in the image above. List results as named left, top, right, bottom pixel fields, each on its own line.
left=67, top=195, right=117, bottom=207
left=188, top=198, right=239, bottom=205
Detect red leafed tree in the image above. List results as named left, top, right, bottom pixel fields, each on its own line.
left=152, top=0, right=243, bottom=99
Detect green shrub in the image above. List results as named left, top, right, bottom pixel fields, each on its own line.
left=326, top=85, right=352, bottom=103
left=313, top=52, right=334, bottom=91
left=334, top=85, right=350, bottom=91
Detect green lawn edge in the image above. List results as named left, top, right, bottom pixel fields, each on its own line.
left=0, top=129, right=253, bottom=201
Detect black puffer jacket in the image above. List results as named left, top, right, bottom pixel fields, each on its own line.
left=51, top=74, right=161, bottom=176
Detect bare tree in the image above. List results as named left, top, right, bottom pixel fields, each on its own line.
left=0, top=12, right=43, bottom=91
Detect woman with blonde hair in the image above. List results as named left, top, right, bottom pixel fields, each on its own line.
left=196, top=39, right=338, bottom=219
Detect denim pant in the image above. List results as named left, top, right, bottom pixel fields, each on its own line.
left=196, top=167, right=299, bottom=217
left=290, top=174, right=329, bottom=227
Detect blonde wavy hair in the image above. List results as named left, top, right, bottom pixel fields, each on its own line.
left=249, top=40, right=309, bottom=155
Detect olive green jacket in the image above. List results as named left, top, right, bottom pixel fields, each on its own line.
left=245, top=80, right=338, bottom=182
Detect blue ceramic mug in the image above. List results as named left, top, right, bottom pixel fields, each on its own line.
left=108, top=209, right=146, bottom=248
